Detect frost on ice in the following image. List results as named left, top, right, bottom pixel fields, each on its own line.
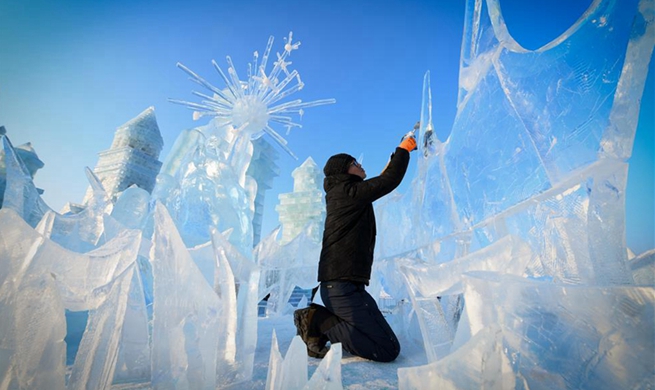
left=1, top=0, right=654, bottom=388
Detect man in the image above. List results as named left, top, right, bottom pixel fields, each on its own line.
left=294, top=133, right=417, bottom=361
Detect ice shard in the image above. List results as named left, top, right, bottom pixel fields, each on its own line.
left=68, top=265, right=138, bottom=390
left=278, top=336, right=309, bottom=389
left=304, top=343, right=343, bottom=390
left=0, top=209, right=67, bottom=390
left=265, top=330, right=284, bottom=390
left=111, top=263, right=151, bottom=386
left=150, top=202, right=220, bottom=389
left=210, top=227, right=261, bottom=386
left=1, top=135, right=52, bottom=227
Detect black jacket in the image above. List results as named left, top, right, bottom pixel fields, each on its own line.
left=318, top=148, right=410, bottom=284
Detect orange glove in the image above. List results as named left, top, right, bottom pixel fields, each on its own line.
left=399, top=136, right=417, bottom=152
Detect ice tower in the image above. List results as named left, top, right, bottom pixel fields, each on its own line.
left=83, top=107, right=163, bottom=203
left=248, top=137, right=281, bottom=246
left=276, top=157, right=325, bottom=244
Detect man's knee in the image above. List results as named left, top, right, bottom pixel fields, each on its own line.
left=368, top=338, right=400, bottom=362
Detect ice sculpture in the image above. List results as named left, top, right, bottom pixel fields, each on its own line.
left=276, top=156, right=326, bottom=244
left=378, top=0, right=654, bottom=387
left=82, top=107, right=163, bottom=204
left=0, top=32, right=335, bottom=389
left=156, top=32, right=334, bottom=253
left=169, top=31, right=335, bottom=159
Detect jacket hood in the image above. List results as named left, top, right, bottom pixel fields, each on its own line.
left=323, top=173, right=363, bottom=192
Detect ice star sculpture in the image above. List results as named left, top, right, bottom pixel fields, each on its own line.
left=170, top=32, right=335, bottom=159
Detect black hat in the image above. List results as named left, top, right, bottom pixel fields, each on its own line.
left=323, top=153, right=355, bottom=176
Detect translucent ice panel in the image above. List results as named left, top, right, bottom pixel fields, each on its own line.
left=265, top=330, right=284, bottom=390
left=398, top=325, right=511, bottom=390
left=210, top=227, right=260, bottom=386
left=462, top=272, right=654, bottom=389
left=254, top=225, right=321, bottom=315
left=500, top=160, right=633, bottom=285
left=150, top=202, right=220, bottom=389
left=304, top=343, right=343, bottom=390
left=0, top=209, right=67, bottom=390
left=376, top=0, right=650, bottom=293
left=400, top=234, right=532, bottom=298
left=112, top=263, right=151, bottom=386
left=110, top=185, right=150, bottom=230
left=38, top=221, right=142, bottom=311
left=68, top=265, right=138, bottom=389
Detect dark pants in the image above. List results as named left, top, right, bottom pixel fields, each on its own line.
left=320, top=281, right=400, bottom=362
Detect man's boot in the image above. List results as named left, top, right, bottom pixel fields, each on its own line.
left=294, top=304, right=329, bottom=358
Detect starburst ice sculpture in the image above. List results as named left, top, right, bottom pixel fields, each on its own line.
left=169, top=32, right=335, bottom=159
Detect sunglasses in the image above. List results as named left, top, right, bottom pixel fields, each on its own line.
left=351, top=160, right=362, bottom=168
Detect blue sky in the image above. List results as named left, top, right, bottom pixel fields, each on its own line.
left=1, top=0, right=653, bottom=253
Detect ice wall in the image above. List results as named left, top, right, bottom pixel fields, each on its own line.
left=376, top=0, right=654, bottom=387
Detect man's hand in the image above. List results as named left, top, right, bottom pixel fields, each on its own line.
left=399, top=135, right=417, bottom=152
